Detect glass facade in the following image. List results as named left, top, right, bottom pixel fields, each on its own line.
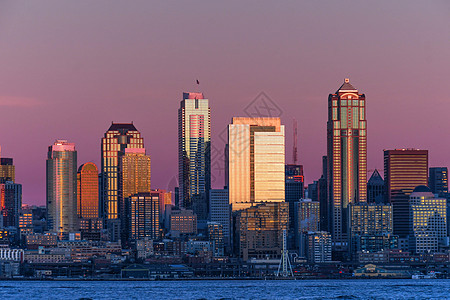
left=384, top=149, right=428, bottom=237
left=228, top=117, right=285, bottom=211
left=0, top=157, right=15, bottom=184
left=429, top=167, right=448, bottom=196
left=101, top=123, right=144, bottom=220
left=327, top=79, right=367, bottom=245
left=0, top=182, right=22, bottom=228
left=178, top=92, right=211, bottom=212
left=77, top=162, right=99, bottom=219
left=46, top=140, right=77, bottom=234
left=129, top=193, right=160, bottom=240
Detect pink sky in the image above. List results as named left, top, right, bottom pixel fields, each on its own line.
left=1, top=1, right=450, bottom=205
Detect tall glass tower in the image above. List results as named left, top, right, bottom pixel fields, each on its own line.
left=178, top=92, right=211, bottom=216
left=101, top=123, right=144, bottom=221
left=327, top=79, right=367, bottom=247
left=46, top=140, right=78, bottom=234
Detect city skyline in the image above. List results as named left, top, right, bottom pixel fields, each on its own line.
left=1, top=1, right=450, bottom=205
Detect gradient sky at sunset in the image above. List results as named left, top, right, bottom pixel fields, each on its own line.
left=1, top=1, right=450, bottom=205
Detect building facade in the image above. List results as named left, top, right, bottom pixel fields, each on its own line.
left=101, top=123, right=144, bottom=221
left=384, top=149, right=428, bottom=237
left=429, top=167, right=448, bottom=196
left=0, top=182, right=22, bottom=228
left=409, top=186, right=447, bottom=254
left=178, top=92, right=211, bottom=215
left=209, top=189, right=231, bottom=247
left=367, top=169, right=384, bottom=203
left=129, top=193, right=160, bottom=240
left=285, top=164, right=304, bottom=231
left=327, top=78, right=367, bottom=247
left=46, top=140, right=77, bottom=234
left=227, top=117, right=285, bottom=211
left=77, top=162, right=99, bottom=219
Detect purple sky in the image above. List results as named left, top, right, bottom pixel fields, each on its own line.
left=1, top=1, right=450, bottom=205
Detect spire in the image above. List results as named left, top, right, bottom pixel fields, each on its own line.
left=336, top=78, right=358, bottom=93
left=368, top=169, right=384, bottom=185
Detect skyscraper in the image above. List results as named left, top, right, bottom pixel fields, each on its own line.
left=384, top=149, right=428, bottom=237
left=46, top=140, right=77, bottom=234
left=129, top=193, right=160, bottom=240
left=209, top=188, right=230, bottom=248
left=101, top=123, right=144, bottom=221
left=367, top=169, right=385, bottom=203
left=178, top=92, right=211, bottom=215
left=0, top=182, right=22, bottom=228
left=0, top=147, right=15, bottom=184
left=327, top=78, right=367, bottom=247
left=227, top=117, right=285, bottom=211
left=285, top=164, right=304, bottom=231
left=429, top=167, right=448, bottom=196
left=77, top=162, right=99, bottom=219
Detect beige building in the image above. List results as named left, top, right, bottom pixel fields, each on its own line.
left=227, top=117, right=285, bottom=211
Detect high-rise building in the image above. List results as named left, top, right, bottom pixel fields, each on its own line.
left=429, top=167, right=448, bottom=196
left=0, top=147, right=15, bottom=184
left=46, top=140, right=77, bottom=234
left=129, top=193, right=160, bottom=240
left=348, top=202, right=395, bottom=255
left=101, top=123, right=144, bottom=221
left=207, top=222, right=224, bottom=257
left=307, top=181, right=318, bottom=202
left=77, top=162, right=99, bottom=219
left=150, top=189, right=172, bottom=225
left=384, top=149, right=428, bottom=237
left=295, top=199, right=320, bottom=253
left=209, top=189, right=231, bottom=248
left=227, top=117, right=285, bottom=211
left=235, top=202, right=288, bottom=261
left=367, top=169, right=385, bottom=203
left=409, top=186, right=447, bottom=253
left=285, top=164, right=304, bottom=231
left=178, top=92, right=211, bottom=216
left=0, top=182, right=22, bottom=228
left=327, top=78, right=367, bottom=247
left=318, top=156, right=328, bottom=232
left=305, top=231, right=332, bottom=263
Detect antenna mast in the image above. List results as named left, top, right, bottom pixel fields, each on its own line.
left=293, top=119, right=298, bottom=165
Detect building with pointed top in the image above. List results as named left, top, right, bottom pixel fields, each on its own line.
left=367, top=169, right=385, bottom=203
left=327, top=78, right=367, bottom=250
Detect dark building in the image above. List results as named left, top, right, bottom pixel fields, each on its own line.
left=429, top=167, right=448, bottom=196
left=318, top=156, right=328, bottom=232
left=384, top=149, right=428, bottom=238
left=285, top=164, right=304, bottom=231
left=307, top=181, right=318, bottom=202
left=0, top=182, right=22, bottom=228
left=367, top=169, right=385, bottom=203
left=129, top=193, right=160, bottom=240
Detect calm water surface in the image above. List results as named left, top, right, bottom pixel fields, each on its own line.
left=0, top=279, right=448, bottom=299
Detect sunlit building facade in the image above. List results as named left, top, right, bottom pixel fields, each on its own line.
left=409, top=186, right=447, bottom=253
left=77, top=162, right=99, bottom=219
left=101, top=123, right=144, bottom=221
left=178, top=92, right=211, bottom=213
left=384, top=149, right=428, bottom=237
left=227, top=117, right=285, bottom=211
left=46, top=140, right=77, bottom=234
left=327, top=79, right=367, bottom=246
left=121, top=148, right=151, bottom=199
left=0, top=146, right=15, bottom=184
left=129, top=193, right=160, bottom=240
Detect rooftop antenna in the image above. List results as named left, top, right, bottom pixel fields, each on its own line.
left=293, top=119, right=298, bottom=165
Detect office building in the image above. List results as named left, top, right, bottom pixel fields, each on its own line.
left=327, top=78, right=367, bottom=247
left=46, top=140, right=77, bottom=234
left=285, top=164, right=304, bottom=233
left=207, top=222, right=224, bottom=257
left=77, top=162, right=99, bottom=219
left=295, top=199, right=320, bottom=233
left=367, top=169, right=384, bottom=203
left=235, top=202, right=288, bottom=261
left=150, top=189, right=172, bottom=225
left=0, top=147, right=15, bottom=184
left=170, top=209, right=197, bottom=235
left=429, top=167, right=448, bottom=196
left=178, top=92, right=211, bottom=215
left=349, top=202, right=395, bottom=254
left=0, top=182, right=22, bottom=228
left=209, top=189, right=231, bottom=247
left=227, top=117, right=285, bottom=211
left=129, top=193, right=160, bottom=240
left=101, top=123, right=144, bottom=221
left=409, top=186, right=447, bottom=254
left=306, top=231, right=332, bottom=263
left=384, top=149, right=428, bottom=237
left=318, top=156, right=328, bottom=232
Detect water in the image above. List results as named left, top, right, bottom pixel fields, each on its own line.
left=0, top=279, right=448, bottom=299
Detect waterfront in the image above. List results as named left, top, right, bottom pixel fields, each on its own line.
left=0, top=279, right=448, bottom=299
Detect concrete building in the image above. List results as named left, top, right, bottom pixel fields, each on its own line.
left=306, top=231, right=332, bottom=263
left=409, top=186, right=447, bottom=254
left=169, top=209, right=197, bottom=235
